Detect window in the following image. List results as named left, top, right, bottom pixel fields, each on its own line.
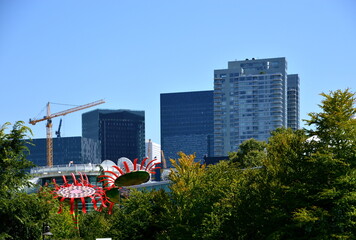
left=271, top=61, right=279, bottom=68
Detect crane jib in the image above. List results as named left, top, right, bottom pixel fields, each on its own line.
left=29, top=99, right=105, bottom=167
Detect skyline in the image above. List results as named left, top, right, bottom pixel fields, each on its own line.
left=1, top=1, right=355, bottom=145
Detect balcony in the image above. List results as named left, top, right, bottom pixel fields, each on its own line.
left=271, top=95, right=283, bottom=99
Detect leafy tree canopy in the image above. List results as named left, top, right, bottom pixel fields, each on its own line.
left=0, top=121, right=34, bottom=195
left=1, top=89, right=355, bottom=239
left=229, top=138, right=267, bottom=168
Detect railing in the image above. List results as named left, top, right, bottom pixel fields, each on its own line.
left=30, top=164, right=101, bottom=175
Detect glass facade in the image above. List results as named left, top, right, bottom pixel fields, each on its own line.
left=82, top=109, right=145, bottom=162
left=287, top=74, right=300, bottom=130
left=160, top=91, right=214, bottom=165
left=214, top=58, right=299, bottom=156
left=25, top=137, right=85, bottom=166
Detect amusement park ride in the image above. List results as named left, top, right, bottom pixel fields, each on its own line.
left=29, top=99, right=105, bottom=167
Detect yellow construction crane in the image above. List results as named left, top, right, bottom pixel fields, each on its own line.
left=29, top=99, right=105, bottom=167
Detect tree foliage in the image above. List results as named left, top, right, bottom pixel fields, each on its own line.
left=0, top=121, right=41, bottom=239
left=299, top=89, right=356, bottom=238
left=0, top=121, right=34, bottom=196
left=229, top=138, right=267, bottom=168
left=201, top=89, right=356, bottom=239
left=0, top=122, right=74, bottom=240
left=1, top=89, right=355, bottom=239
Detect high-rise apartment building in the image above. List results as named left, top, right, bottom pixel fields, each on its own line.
left=82, top=109, right=145, bottom=161
left=160, top=91, right=214, bottom=165
left=214, top=57, right=299, bottom=156
left=287, top=74, right=300, bottom=130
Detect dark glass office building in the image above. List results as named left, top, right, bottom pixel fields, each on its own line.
left=160, top=91, right=214, bottom=165
left=25, top=137, right=86, bottom=166
left=82, top=109, right=145, bottom=162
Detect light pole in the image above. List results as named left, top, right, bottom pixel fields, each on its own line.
left=42, top=223, right=53, bottom=240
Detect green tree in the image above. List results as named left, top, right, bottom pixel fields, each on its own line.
left=162, top=152, right=240, bottom=239
left=79, top=208, right=112, bottom=240
left=246, top=89, right=356, bottom=239
left=0, top=121, right=34, bottom=195
left=200, top=165, right=270, bottom=240
left=229, top=138, right=267, bottom=168
left=39, top=186, right=82, bottom=240
left=161, top=152, right=207, bottom=239
left=201, top=89, right=356, bottom=239
left=90, top=189, right=170, bottom=240
left=296, top=89, right=356, bottom=239
left=263, top=128, right=315, bottom=239
left=0, top=192, right=51, bottom=240
left=305, top=88, right=356, bottom=163
left=0, top=122, right=75, bottom=240
left=0, top=121, right=42, bottom=239
left=2, top=89, right=350, bottom=239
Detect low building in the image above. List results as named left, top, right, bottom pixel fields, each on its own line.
left=25, top=137, right=100, bottom=166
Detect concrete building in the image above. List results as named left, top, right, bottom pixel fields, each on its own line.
left=145, top=139, right=161, bottom=163
left=214, top=57, right=299, bottom=156
left=160, top=91, right=214, bottom=165
left=82, top=109, right=145, bottom=161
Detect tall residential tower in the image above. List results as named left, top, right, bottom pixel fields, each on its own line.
left=287, top=74, right=300, bottom=130
left=214, top=57, right=299, bottom=156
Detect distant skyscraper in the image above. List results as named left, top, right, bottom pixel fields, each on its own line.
left=160, top=91, right=214, bottom=165
left=214, top=57, right=300, bottom=156
left=25, top=137, right=100, bottom=166
left=82, top=109, right=145, bottom=161
left=145, top=139, right=161, bottom=163
left=287, top=74, right=300, bottom=130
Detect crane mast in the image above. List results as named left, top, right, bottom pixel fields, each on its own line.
left=29, top=99, right=105, bottom=167
left=46, top=103, right=53, bottom=166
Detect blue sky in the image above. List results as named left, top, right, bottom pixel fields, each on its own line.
left=1, top=0, right=355, bottom=144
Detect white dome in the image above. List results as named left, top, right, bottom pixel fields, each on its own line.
left=101, top=159, right=116, bottom=171
left=117, top=157, right=134, bottom=172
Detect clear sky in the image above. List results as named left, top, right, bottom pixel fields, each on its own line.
left=1, top=0, right=355, bottom=144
